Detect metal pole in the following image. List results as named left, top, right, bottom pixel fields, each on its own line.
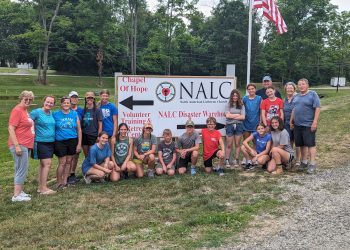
left=246, top=0, right=253, bottom=86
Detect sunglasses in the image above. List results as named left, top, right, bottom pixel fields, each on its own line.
left=24, top=98, right=33, bottom=102
left=86, top=97, right=95, bottom=100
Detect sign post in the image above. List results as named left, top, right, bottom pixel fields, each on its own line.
left=117, top=75, right=236, bottom=138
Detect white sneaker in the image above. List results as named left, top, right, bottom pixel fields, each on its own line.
left=241, top=158, right=247, bottom=165
left=20, top=191, right=31, bottom=197
left=225, top=159, right=230, bottom=167
left=84, top=175, right=92, bottom=184
left=12, top=195, right=31, bottom=202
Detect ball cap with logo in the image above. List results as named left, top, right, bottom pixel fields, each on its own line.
left=262, top=76, right=272, bottom=81
left=143, top=122, right=153, bottom=131
left=185, top=120, right=195, bottom=127
left=69, top=91, right=79, bottom=97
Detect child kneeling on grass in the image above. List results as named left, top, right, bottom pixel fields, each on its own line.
left=241, top=123, right=272, bottom=170
left=133, top=122, right=157, bottom=178
left=156, top=129, right=176, bottom=176
left=81, top=131, right=116, bottom=183
left=201, top=117, right=225, bottom=176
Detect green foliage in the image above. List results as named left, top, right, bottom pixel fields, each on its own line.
left=0, top=0, right=348, bottom=83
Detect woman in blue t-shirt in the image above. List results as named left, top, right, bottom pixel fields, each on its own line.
left=30, top=95, right=56, bottom=195
left=98, top=89, right=118, bottom=145
left=53, top=97, right=82, bottom=190
left=82, top=131, right=115, bottom=183
left=241, top=123, right=272, bottom=170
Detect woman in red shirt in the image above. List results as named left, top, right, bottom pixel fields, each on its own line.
left=8, top=91, right=35, bottom=202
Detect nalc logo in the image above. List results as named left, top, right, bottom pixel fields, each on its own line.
left=155, top=81, right=176, bottom=102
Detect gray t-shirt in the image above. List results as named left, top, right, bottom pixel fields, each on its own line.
left=271, top=129, right=294, bottom=155
left=134, top=134, right=157, bottom=154
left=292, top=91, right=321, bottom=127
left=225, top=103, right=245, bottom=124
left=158, top=140, right=176, bottom=164
left=82, top=108, right=103, bottom=136
left=176, top=131, right=201, bottom=154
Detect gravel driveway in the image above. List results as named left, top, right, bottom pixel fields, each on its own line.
left=229, top=165, right=350, bottom=250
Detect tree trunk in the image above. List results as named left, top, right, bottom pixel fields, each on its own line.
left=42, top=40, right=49, bottom=85
left=37, top=49, right=43, bottom=84
left=37, top=0, right=62, bottom=85
left=96, top=47, right=103, bottom=86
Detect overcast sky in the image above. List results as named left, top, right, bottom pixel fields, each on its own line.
left=148, top=0, right=350, bottom=17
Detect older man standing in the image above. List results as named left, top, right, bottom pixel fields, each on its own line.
left=256, top=76, right=282, bottom=100
left=290, top=78, right=321, bottom=174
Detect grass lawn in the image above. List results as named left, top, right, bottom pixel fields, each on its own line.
left=0, top=75, right=349, bottom=249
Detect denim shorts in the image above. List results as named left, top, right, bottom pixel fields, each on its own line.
left=225, top=123, right=243, bottom=137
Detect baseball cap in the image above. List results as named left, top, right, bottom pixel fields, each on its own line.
left=85, top=92, right=95, bottom=98
left=143, top=122, right=153, bottom=130
left=185, top=120, right=195, bottom=127
left=262, top=76, right=272, bottom=81
left=69, top=91, right=79, bottom=97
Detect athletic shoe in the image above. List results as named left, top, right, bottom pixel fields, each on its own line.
left=84, top=175, right=92, bottom=184
left=20, top=191, right=31, bottom=197
left=225, top=159, right=230, bottom=167
left=241, top=158, right=247, bottom=165
left=123, top=171, right=129, bottom=179
left=298, top=162, right=308, bottom=171
left=245, top=163, right=255, bottom=171
left=262, top=164, right=267, bottom=170
left=307, top=164, right=316, bottom=174
left=233, top=159, right=240, bottom=168
left=67, top=175, right=77, bottom=185
left=12, top=195, right=31, bottom=202
left=295, top=161, right=301, bottom=168
left=147, top=170, right=155, bottom=178
left=217, top=168, right=224, bottom=176
left=190, top=167, right=197, bottom=176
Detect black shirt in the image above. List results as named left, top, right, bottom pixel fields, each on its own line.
left=256, top=88, right=282, bottom=100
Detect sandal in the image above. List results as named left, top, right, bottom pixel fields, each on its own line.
left=39, top=189, right=57, bottom=195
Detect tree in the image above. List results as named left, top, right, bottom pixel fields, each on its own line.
left=35, top=0, right=62, bottom=85
left=260, top=0, right=337, bottom=83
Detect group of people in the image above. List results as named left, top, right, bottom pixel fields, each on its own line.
left=8, top=76, right=321, bottom=202
left=224, top=76, right=320, bottom=175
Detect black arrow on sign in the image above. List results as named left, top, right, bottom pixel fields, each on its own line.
left=119, top=96, right=154, bottom=110
left=177, top=122, right=225, bottom=130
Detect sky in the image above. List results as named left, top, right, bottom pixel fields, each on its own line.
left=148, top=0, right=350, bottom=17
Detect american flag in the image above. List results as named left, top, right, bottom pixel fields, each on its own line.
left=253, top=0, right=288, bottom=34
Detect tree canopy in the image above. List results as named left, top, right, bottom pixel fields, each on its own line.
left=0, top=0, right=348, bottom=85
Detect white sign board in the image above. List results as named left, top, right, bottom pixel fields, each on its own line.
left=117, top=76, right=236, bottom=138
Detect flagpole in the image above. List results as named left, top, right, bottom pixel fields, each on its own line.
left=246, top=0, right=253, bottom=87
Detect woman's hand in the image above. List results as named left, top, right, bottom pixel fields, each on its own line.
left=15, top=145, right=22, bottom=156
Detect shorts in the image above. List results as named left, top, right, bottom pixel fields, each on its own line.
left=285, top=124, right=294, bottom=142
left=226, top=123, right=243, bottom=136
left=178, top=154, right=192, bottom=168
left=82, top=133, right=97, bottom=146
left=54, top=138, right=78, bottom=157
left=156, top=163, right=175, bottom=170
left=294, top=126, right=316, bottom=147
left=133, top=155, right=151, bottom=165
left=32, top=141, right=55, bottom=159
left=204, top=150, right=219, bottom=168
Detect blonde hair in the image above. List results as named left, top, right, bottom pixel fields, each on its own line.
left=19, top=90, right=34, bottom=101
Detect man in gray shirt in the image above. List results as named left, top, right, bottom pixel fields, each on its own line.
left=176, top=120, right=201, bottom=175
left=290, top=78, right=321, bottom=174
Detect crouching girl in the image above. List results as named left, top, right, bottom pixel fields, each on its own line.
left=241, top=123, right=271, bottom=170
left=81, top=131, right=116, bottom=183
